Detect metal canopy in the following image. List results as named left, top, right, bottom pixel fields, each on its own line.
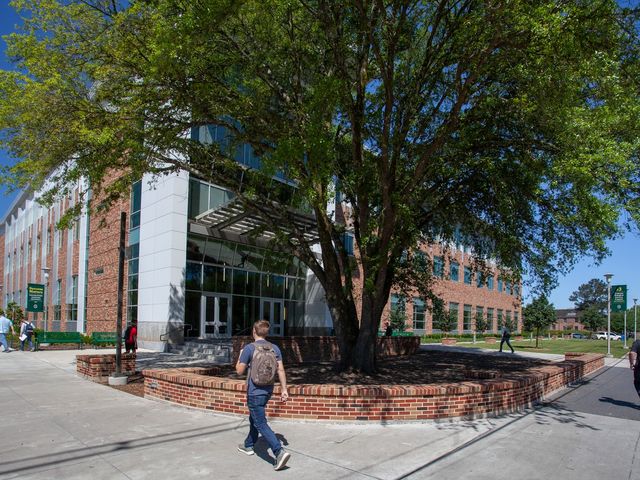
left=195, top=198, right=319, bottom=243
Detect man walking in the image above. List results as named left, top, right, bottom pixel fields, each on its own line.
left=629, top=338, right=640, bottom=400
left=499, top=325, right=515, bottom=353
left=0, top=314, right=15, bottom=352
left=19, top=319, right=35, bottom=351
left=236, top=319, right=291, bottom=471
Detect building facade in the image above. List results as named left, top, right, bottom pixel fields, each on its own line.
left=0, top=129, right=521, bottom=347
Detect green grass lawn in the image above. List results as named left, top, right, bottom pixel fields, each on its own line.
left=451, top=338, right=631, bottom=358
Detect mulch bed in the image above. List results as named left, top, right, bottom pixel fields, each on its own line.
left=108, top=350, right=553, bottom=397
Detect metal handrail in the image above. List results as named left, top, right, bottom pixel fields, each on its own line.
left=160, top=324, right=193, bottom=342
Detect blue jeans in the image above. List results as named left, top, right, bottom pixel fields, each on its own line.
left=244, top=394, right=281, bottom=455
left=21, top=336, right=34, bottom=351
left=0, top=333, right=8, bottom=351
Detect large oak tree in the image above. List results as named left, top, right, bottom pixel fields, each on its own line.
left=1, top=0, right=639, bottom=373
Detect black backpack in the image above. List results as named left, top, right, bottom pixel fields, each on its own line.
left=25, top=323, right=34, bottom=336
left=123, top=326, right=132, bottom=342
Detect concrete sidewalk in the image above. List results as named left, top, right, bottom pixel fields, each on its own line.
left=0, top=348, right=636, bottom=479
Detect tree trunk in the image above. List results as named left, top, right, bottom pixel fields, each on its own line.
left=535, top=327, right=540, bottom=349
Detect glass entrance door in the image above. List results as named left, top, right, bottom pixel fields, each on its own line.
left=201, top=294, right=231, bottom=338
left=261, top=299, right=284, bottom=336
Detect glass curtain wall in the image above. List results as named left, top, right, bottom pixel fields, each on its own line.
left=185, top=233, right=306, bottom=337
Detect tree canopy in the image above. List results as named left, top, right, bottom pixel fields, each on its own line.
left=522, top=295, right=556, bottom=348
left=1, top=0, right=640, bottom=372
left=569, top=278, right=609, bottom=312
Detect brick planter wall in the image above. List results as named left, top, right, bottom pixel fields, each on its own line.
left=441, top=338, right=457, bottom=345
left=77, top=354, right=137, bottom=383
left=484, top=337, right=497, bottom=344
left=230, top=336, right=420, bottom=364
left=142, top=353, right=604, bottom=422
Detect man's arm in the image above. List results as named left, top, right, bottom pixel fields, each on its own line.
left=630, top=350, right=637, bottom=370
left=236, top=348, right=247, bottom=375
left=277, top=360, right=288, bottom=402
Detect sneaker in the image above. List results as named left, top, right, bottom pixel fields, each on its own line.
left=274, top=449, right=291, bottom=471
left=237, top=444, right=254, bottom=456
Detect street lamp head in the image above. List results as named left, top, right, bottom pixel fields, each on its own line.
left=635, top=298, right=638, bottom=306
left=42, top=266, right=51, bottom=281
left=604, top=273, right=613, bottom=283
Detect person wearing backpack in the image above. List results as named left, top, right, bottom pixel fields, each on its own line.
left=124, top=322, right=137, bottom=354
left=19, top=319, right=35, bottom=351
left=236, top=319, right=291, bottom=471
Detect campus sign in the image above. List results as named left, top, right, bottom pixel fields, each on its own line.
left=611, top=284, right=627, bottom=312
left=27, top=283, right=45, bottom=312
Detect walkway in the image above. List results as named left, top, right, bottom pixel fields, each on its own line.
left=0, top=348, right=637, bottom=479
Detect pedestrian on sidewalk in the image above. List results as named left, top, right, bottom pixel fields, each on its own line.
left=499, top=325, right=514, bottom=353
left=0, top=314, right=15, bottom=352
left=19, top=319, right=35, bottom=351
left=236, top=319, right=291, bottom=471
left=629, top=338, right=640, bottom=400
left=124, top=321, right=137, bottom=354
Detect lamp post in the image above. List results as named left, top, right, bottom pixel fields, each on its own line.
left=42, top=267, right=50, bottom=332
left=634, top=298, right=638, bottom=344
left=604, top=273, right=613, bottom=357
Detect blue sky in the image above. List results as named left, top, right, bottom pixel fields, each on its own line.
left=0, top=1, right=638, bottom=309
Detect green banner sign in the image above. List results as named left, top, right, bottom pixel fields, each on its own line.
left=611, top=284, right=627, bottom=312
left=27, top=283, right=45, bottom=312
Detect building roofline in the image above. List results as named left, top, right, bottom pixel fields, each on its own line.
left=0, top=187, right=34, bottom=225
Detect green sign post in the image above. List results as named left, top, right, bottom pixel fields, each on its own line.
left=611, top=284, right=627, bottom=312
left=27, top=283, right=45, bottom=313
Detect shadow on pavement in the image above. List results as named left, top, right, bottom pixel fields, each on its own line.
left=598, top=396, right=640, bottom=410
left=0, top=420, right=242, bottom=477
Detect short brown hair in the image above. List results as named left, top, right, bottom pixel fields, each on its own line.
left=253, top=320, right=270, bottom=337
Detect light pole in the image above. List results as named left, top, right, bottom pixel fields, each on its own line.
left=634, top=298, right=637, bottom=344
left=42, top=267, right=50, bottom=332
left=604, top=273, right=613, bottom=357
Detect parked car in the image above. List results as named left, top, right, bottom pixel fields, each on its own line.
left=571, top=332, right=586, bottom=339
left=593, top=331, right=622, bottom=340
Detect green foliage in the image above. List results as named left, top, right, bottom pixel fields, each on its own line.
left=523, top=295, right=557, bottom=347
left=581, top=306, right=606, bottom=331
left=80, top=334, right=93, bottom=345
left=389, top=306, right=407, bottom=333
left=474, top=312, right=489, bottom=334
left=4, top=302, right=24, bottom=329
left=2, top=0, right=640, bottom=372
left=569, top=279, right=608, bottom=312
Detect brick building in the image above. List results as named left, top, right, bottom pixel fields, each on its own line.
left=552, top=309, right=586, bottom=331
left=0, top=127, right=521, bottom=349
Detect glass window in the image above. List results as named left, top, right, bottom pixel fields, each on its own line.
left=476, top=272, right=483, bottom=288
left=247, top=271, right=262, bottom=297
left=449, top=302, right=459, bottom=331
left=127, top=274, right=139, bottom=291
left=184, top=291, right=201, bottom=337
left=189, top=179, right=210, bottom=218
left=131, top=181, right=142, bottom=212
left=433, top=256, right=444, bottom=278
left=463, top=304, right=472, bottom=331
left=464, top=266, right=472, bottom=285
left=413, top=298, right=425, bottom=330
left=487, top=308, right=494, bottom=331
left=185, top=262, right=202, bottom=290
left=487, top=275, right=494, bottom=290
left=498, top=278, right=503, bottom=292
left=203, top=239, right=222, bottom=264
left=233, top=269, right=248, bottom=295
left=450, top=261, right=459, bottom=282
left=186, top=235, right=206, bottom=262
left=497, top=309, right=504, bottom=326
